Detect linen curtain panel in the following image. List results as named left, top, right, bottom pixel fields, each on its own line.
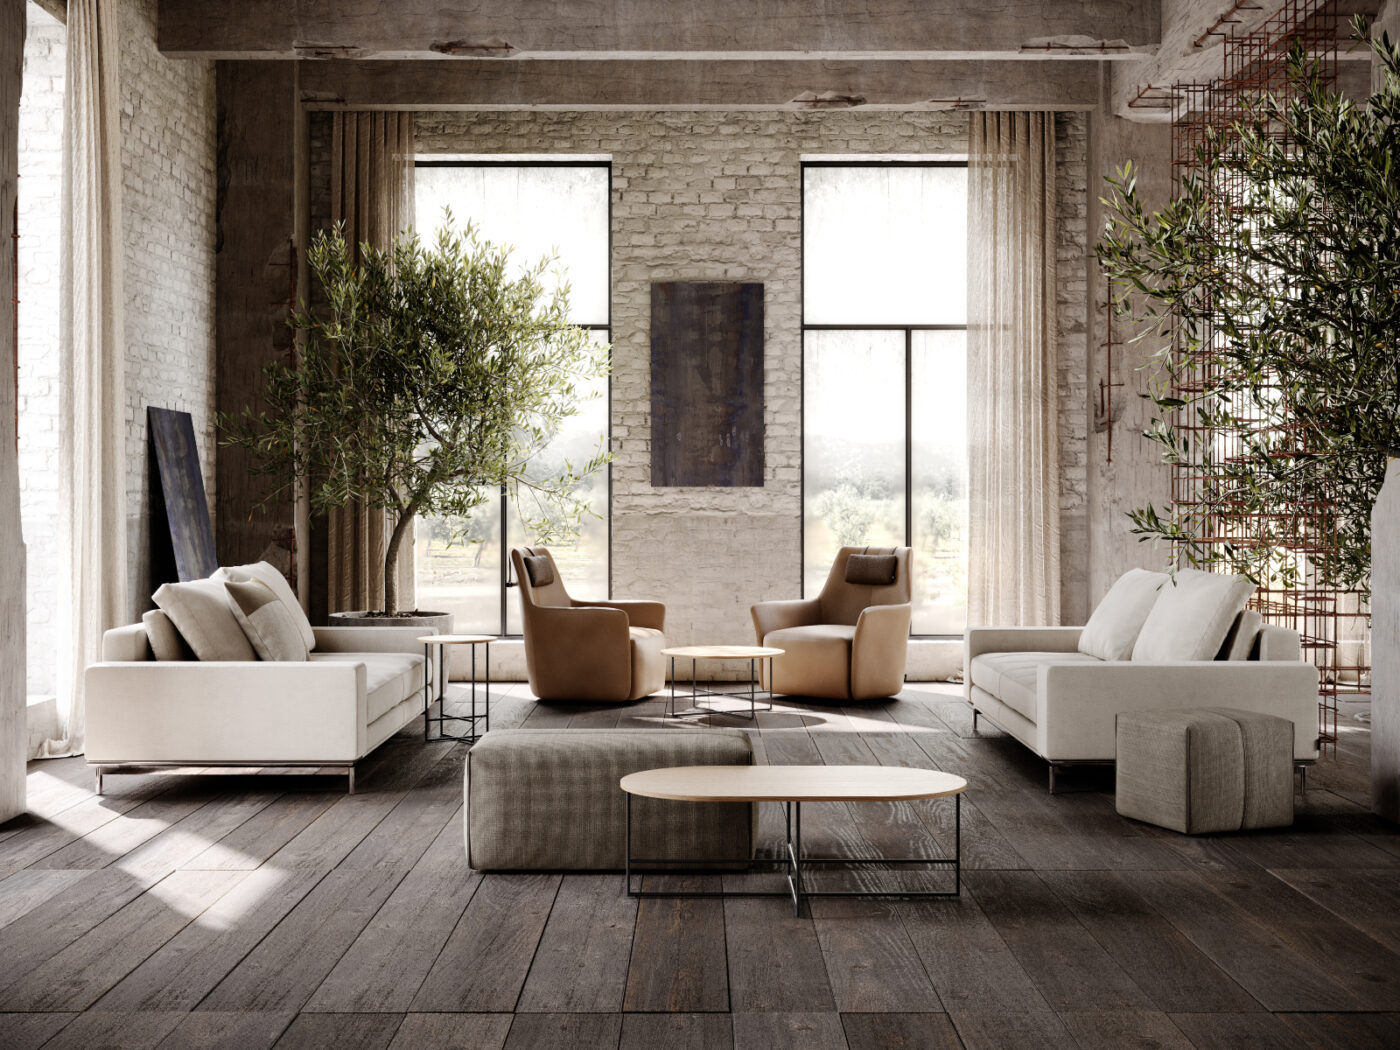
left=42, top=0, right=127, bottom=757
left=326, top=112, right=416, bottom=613
left=966, top=112, right=1061, bottom=627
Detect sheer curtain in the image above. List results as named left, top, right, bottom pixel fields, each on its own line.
left=966, top=112, right=1060, bottom=627
left=325, top=112, right=416, bottom=614
left=43, top=0, right=127, bottom=757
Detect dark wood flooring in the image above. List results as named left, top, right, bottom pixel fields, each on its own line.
left=0, top=684, right=1397, bottom=1050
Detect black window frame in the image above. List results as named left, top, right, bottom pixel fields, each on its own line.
left=800, top=159, right=970, bottom=640
left=413, top=158, right=613, bottom=637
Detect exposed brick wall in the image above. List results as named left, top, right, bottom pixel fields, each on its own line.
left=310, top=108, right=1092, bottom=672
left=117, top=0, right=217, bottom=620
left=1056, top=111, right=1090, bottom=625
left=17, top=1, right=63, bottom=695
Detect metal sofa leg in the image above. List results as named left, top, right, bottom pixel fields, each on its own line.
left=347, top=766, right=356, bottom=795
left=1049, top=764, right=1058, bottom=794
left=94, top=767, right=104, bottom=795
left=971, top=708, right=979, bottom=733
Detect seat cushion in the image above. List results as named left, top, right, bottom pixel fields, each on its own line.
left=763, top=624, right=856, bottom=700
left=310, top=651, right=426, bottom=723
left=970, top=651, right=1103, bottom=724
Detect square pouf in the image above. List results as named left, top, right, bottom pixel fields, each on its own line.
left=1115, top=707, right=1294, bottom=834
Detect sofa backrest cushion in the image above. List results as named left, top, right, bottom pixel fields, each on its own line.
left=142, top=610, right=194, bottom=661
left=213, top=562, right=316, bottom=652
left=1131, top=568, right=1257, bottom=663
left=1217, top=608, right=1263, bottom=661
left=153, top=579, right=258, bottom=662
left=225, top=579, right=311, bottom=662
left=1078, top=568, right=1169, bottom=661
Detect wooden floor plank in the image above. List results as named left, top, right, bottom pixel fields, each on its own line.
left=108, top=792, right=278, bottom=879
left=410, top=873, right=560, bottom=1012
left=622, top=875, right=729, bottom=1013
left=156, top=1011, right=296, bottom=1050
left=619, top=1013, right=733, bottom=1050
left=262, top=791, right=410, bottom=870
left=94, top=867, right=328, bottom=1011
left=0, top=1012, right=77, bottom=1050
left=0, top=870, right=159, bottom=979
left=809, top=898, right=942, bottom=1013
left=500, top=1013, right=622, bottom=1050
left=723, top=895, right=835, bottom=1012
left=839, top=1011, right=964, bottom=1050
left=180, top=792, right=338, bottom=870
left=946, top=1008, right=1080, bottom=1050
left=0, top=868, right=91, bottom=929
left=731, top=1012, right=848, bottom=1050
left=270, top=1013, right=403, bottom=1050
left=1037, top=869, right=1262, bottom=1013
left=414, top=804, right=469, bottom=873
left=1269, top=868, right=1400, bottom=956
left=304, top=867, right=483, bottom=1012
left=199, top=868, right=405, bottom=1012
left=0, top=868, right=247, bottom=1011
left=387, top=1013, right=512, bottom=1050
left=962, top=870, right=1152, bottom=1013
left=337, top=750, right=466, bottom=870
left=517, top=875, right=637, bottom=1013
left=1168, top=1011, right=1314, bottom=1050
left=1058, top=1010, right=1195, bottom=1050
left=1120, top=869, right=1364, bottom=1012
left=29, top=792, right=220, bottom=872
left=1277, top=1011, right=1400, bottom=1050
left=33, top=1010, right=184, bottom=1050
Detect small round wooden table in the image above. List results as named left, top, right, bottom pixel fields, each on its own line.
left=620, top=764, right=968, bottom=914
left=659, top=644, right=784, bottom=720
left=417, top=634, right=494, bottom=743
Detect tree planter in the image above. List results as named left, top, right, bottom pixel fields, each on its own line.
left=1373, top=459, right=1400, bottom=823
left=329, top=610, right=455, bottom=694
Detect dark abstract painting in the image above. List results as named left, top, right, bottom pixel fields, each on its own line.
left=148, top=407, right=218, bottom=583
left=650, top=281, right=764, bottom=487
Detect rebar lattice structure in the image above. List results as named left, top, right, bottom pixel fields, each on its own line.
left=1165, top=0, right=1365, bottom=754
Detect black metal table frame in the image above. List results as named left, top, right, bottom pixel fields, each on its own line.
left=423, top=640, right=491, bottom=743
left=665, top=654, right=776, bottom=721
left=623, top=792, right=960, bottom=916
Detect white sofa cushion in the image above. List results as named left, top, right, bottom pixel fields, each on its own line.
left=969, top=650, right=1102, bottom=723
left=153, top=579, right=258, bottom=662
left=213, top=562, right=316, bottom=653
left=225, top=579, right=311, bottom=662
left=142, top=610, right=193, bottom=661
left=1219, top=609, right=1263, bottom=661
left=1078, top=569, right=1169, bottom=661
left=1131, top=569, right=1257, bottom=663
left=310, top=652, right=426, bottom=723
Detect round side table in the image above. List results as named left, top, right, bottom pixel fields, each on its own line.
left=417, top=634, right=494, bottom=743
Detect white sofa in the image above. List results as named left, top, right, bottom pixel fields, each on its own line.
left=86, top=616, right=433, bottom=794
left=966, top=570, right=1320, bottom=791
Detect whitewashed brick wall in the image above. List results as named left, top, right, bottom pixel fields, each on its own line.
left=117, top=0, right=217, bottom=621
left=316, top=109, right=1092, bottom=672
left=1056, top=111, right=1090, bottom=625
left=17, top=2, right=64, bottom=696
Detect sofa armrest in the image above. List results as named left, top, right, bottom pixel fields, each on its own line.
left=312, top=625, right=432, bottom=655
left=751, top=598, right=821, bottom=643
left=1039, top=660, right=1320, bottom=762
left=574, top=599, right=665, bottom=632
left=84, top=661, right=369, bottom=764
left=965, top=626, right=1083, bottom=662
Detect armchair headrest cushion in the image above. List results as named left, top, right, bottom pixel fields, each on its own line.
left=523, top=554, right=555, bottom=588
left=845, top=553, right=898, bottom=586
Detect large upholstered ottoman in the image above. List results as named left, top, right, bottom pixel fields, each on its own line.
left=464, top=728, right=758, bottom=870
left=1115, top=707, right=1295, bottom=834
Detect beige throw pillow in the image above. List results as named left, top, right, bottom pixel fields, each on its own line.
left=213, top=562, right=316, bottom=652
left=1131, top=568, right=1257, bottom=663
left=1078, top=568, right=1169, bottom=661
left=224, top=579, right=311, bottom=662
left=152, top=579, right=258, bottom=662
left=142, top=609, right=194, bottom=661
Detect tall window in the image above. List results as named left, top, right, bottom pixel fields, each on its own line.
left=802, top=162, right=968, bottom=635
left=414, top=160, right=610, bottom=635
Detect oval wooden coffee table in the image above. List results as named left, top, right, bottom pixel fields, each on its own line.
left=620, top=764, right=968, bottom=914
left=659, top=644, right=783, bottom=720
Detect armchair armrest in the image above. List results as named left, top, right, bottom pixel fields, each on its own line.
left=573, top=598, right=665, bottom=632
left=1039, top=660, right=1320, bottom=762
left=525, top=604, right=632, bottom=700
left=312, top=625, right=433, bottom=655
left=965, top=626, right=1083, bottom=662
left=751, top=598, right=821, bottom=643
left=852, top=603, right=913, bottom=699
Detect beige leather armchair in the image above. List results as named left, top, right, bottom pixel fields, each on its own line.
left=511, top=546, right=667, bottom=702
left=752, top=546, right=912, bottom=701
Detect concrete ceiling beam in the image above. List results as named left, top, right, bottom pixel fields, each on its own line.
left=157, top=0, right=1160, bottom=60
left=296, top=57, right=1100, bottom=111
